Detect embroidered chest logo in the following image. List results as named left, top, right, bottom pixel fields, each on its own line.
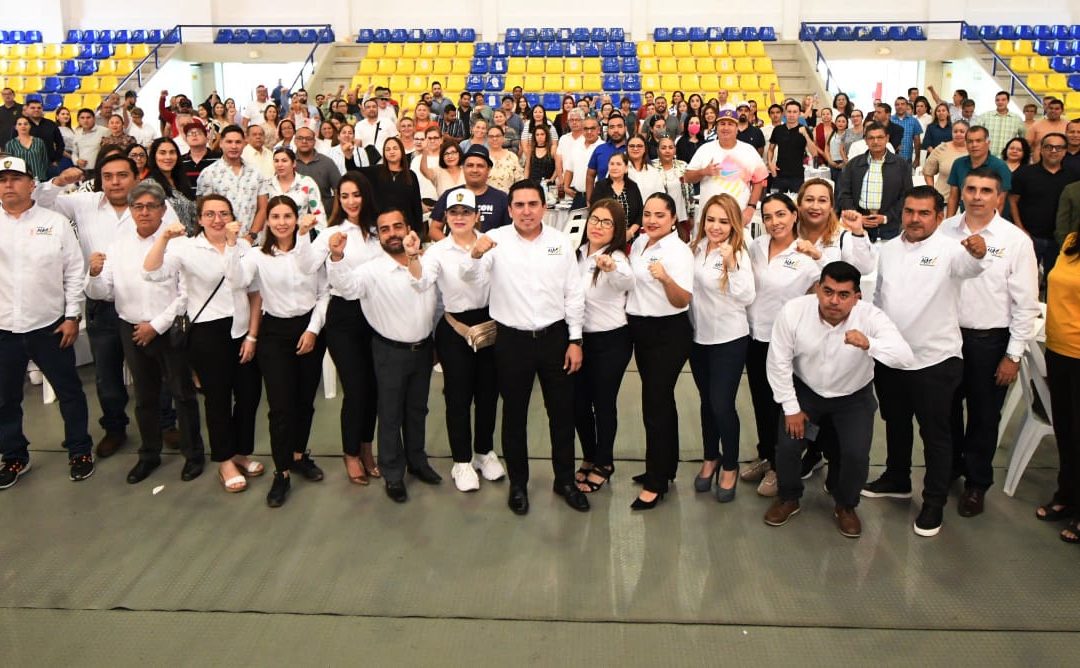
left=547, top=246, right=563, bottom=256
left=782, top=256, right=800, bottom=269
left=986, top=245, right=1006, bottom=259
left=918, top=256, right=938, bottom=267
left=31, top=225, right=54, bottom=236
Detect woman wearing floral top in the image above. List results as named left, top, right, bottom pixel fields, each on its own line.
left=485, top=125, right=524, bottom=192
left=652, top=137, right=695, bottom=240
left=99, top=114, right=136, bottom=153
left=268, top=147, right=327, bottom=230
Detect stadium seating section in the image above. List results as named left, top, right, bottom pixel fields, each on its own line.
left=969, top=25, right=1080, bottom=114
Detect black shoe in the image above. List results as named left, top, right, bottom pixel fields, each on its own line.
left=958, top=487, right=985, bottom=517
left=914, top=504, right=944, bottom=537
left=409, top=464, right=443, bottom=485
left=630, top=491, right=665, bottom=511
left=266, top=472, right=290, bottom=507
left=0, top=460, right=31, bottom=489
left=553, top=482, right=590, bottom=512
left=860, top=475, right=912, bottom=499
left=126, top=459, right=160, bottom=484
left=180, top=458, right=204, bottom=482
left=508, top=485, right=529, bottom=515
left=800, top=450, right=825, bottom=479
left=292, top=452, right=324, bottom=481
left=69, top=454, right=95, bottom=482
left=385, top=479, right=408, bottom=503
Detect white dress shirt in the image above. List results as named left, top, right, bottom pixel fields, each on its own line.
left=85, top=226, right=184, bottom=333
left=328, top=252, right=437, bottom=343
left=0, top=204, right=84, bottom=333
left=242, top=144, right=275, bottom=179
left=767, top=295, right=914, bottom=415
left=461, top=224, right=585, bottom=338
left=295, top=223, right=382, bottom=298
left=144, top=235, right=254, bottom=339
left=35, top=183, right=179, bottom=262
left=415, top=234, right=491, bottom=314
left=939, top=212, right=1040, bottom=357
left=746, top=235, right=820, bottom=341
left=626, top=231, right=694, bottom=316
left=814, top=229, right=878, bottom=276
left=568, top=138, right=601, bottom=191
left=225, top=243, right=328, bottom=334
left=689, top=242, right=755, bottom=345
left=873, top=229, right=987, bottom=370
left=354, top=118, right=398, bottom=156
left=578, top=247, right=634, bottom=333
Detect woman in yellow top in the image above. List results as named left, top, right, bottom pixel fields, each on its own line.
left=1044, top=232, right=1080, bottom=543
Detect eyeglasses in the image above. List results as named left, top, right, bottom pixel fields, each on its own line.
left=587, top=215, right=614, bottom=228
left=130, top=203, right=163, bottom=212
left=200, top=211, right=233, bottom=220
left=584, top=126, right=600, bottom=131
left=444, top=150, right=460, bottom=155
left=1042, top=144, right=1067, bottom=152
left=295, top=136, right=314, bottom=142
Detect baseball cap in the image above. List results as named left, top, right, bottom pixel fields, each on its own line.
left=736, top=102, right=750, bottom=111
left=182, top=121, right=207, bottom=135
left=446, top=188, right=478, bottom=211
left=717, top=109, right=739, bottom=123
left=462, top=143, right=493, bottom=167
left=0, top=156, right=31, bottom=176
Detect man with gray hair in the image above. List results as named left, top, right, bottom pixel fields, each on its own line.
left=85, top=180, right=205, bottom=485
left=554, top=108, right=585, bottom=194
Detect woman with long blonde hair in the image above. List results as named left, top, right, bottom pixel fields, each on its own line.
left=795, top=178, right=876, bottom=275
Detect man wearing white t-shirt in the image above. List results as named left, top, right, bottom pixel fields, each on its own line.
left=554, top=109, right=584, bottom=194
left=241, top=84, right=274, bottom=128
left=355, top=98, right=398, bottom=157
left=685, top=109, right=769, bottom=227
left=562, top=116, right=602, bottom=209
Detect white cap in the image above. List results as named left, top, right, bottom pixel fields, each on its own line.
left=0, top=156, right=30, bottom=176
left=446, top=188, right=477, bottom=211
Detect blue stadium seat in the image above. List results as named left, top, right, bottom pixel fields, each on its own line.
left=490, top=58, right=507, bottom=74
left=95, top=30, right=113, bottom=44
left=61, top=77, right=80, bottom=93
left=621, top=56, right=639, bottom=73
left=564, top=43, right=579, bottom=57
left=249, top=29, right=267, bottom=44
left=543, top=93, right=561, bottom=109
left=474, top=42, right=492, bottom=57
left=509, top=43, right=526, bottom=57
left=300, top=29, right=318, bottom=43
left=689, top=27, right=707, bottom=41
left=459, top=28, right=475, bottom=41
left=390, top=29, right=408, bottom=43
left=557, top=28, right=572, bottom=42
left=373, top=29, right=391, bottom=42
left=818, top=27, right=835, bottom=41
left=64, top=30, right=81, bottom=44
left=670, top=27, right=688, bottom=41
left=741, top=27, right=759, bottom=40
left=92, top=44, right=113, bottom=58
left=799, top=26, right=816, bottom=41
left=113, top=30, right=129, bottom=44
left=1069, top=73, right=1080, bottom=89
left=40, top=77, right=61, bottom=93
left=505, top=28, right=521, bottom=42
left=465, top=76, right=483, bottom=93
left=723, top=27, right=740, bottom=41
left=1035, top=25, right=1053, bottom=40
left=1016, top=25, right=1034, bottom=40
left=1037, top=41, right=1056, bottom=56
left=232, top=29, right=251, bottom=44
left=539, top=28, right=556, bottom=43
left=215, top=29, right=232, bottom=44
left=23, top=94, right=41, bottom=104
left=522, top=28, right=538, bottom=42
left=130, top=29, right=147, bottom=43
left=610, top=28, right=625, bottom=42
left=357, top=29, right=374, bottom=43
left=961, top=25, right=978, bottom=40
left=59, top=61, right=77, bottom=76
left=493, top=43, right=508, bottom=57
left=601, top=42, right=617, bottom=57
left=978, top=26, right=996, bottom=40
left=706, top=27, right=722, bottom=41
left=282, top=29, right=300, bottom=44
left=836, top=27, right=854, bottom=41
left=1053, top=25, right=1071, bottom=40
left=43, top=94, right=63, bottom=111
left=653, top=28, right=670, bottom=41
left=484, top=75, right=503, bottom=91
left=470, top=58, right=488, bottom=74
left=1071, top=26, right=1080, bottom=40
left=163, top=28, right=180, bottom=44
left=1059, top=41, right=1077, bottom=56
left=602, top=74, right=620, bottom=91
left=619, top=42, right=636, bottom=57
left=424, top=29, right=442, bottom=42
left=444, top=28, right=461, bottom=42
left=622, top=74, right=641, bottom=91
left=78, top=30, right=95, bottom=45
left=407, top=29, right=423, bottom=43
left=870, top=26, right=887, bottom=40
left=572, top=27, right=590, bottom=42
left=996, top=25, right=1017, bottom=40
left=905, top=26, right=926, bottom=40
left=527, top=42, right=544, bottom=57
left=546, top=42, right=564, bottom=57
left=267, top=29, right=284, bottom=43
left=592, top=28, right=609, bottom=42
left=27, top=31, right=42, bottom=43
left=582, top=43, right=600, bottom=57
left=77, top=45, right=94, bottom=60
left=887, top=26, right=905, bottom=40
left=77, top=60, right=96, bottom=75
left=147, top=29, right=163, bottom=43
left=319, top=28, right=335, bottom=43
left=1051, top=56, right=1075, bottom=73
left=602, top=57, right=620, bottom=73
left=524, top=93, right=539, bottom=106
left=854, top=26, right=872, bottom=41
left=760, top=26, right=777, bottom=41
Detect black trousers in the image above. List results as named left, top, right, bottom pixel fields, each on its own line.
left=187, top=318, right=262, bottom=463
left=324, top=296, right=378, bottom=455
left=117, top=321, right=203, bottom=463
left=372, top=335, right=433, bottom=482
left=574, top=326, right=633, bottom=469
left=874, top=357, right=963, bottom=507
left=256, top=313, right=326, bottom=473
left=0, top=320, right=93, bottom=462
left=435, top=309, right=497, bottom=463
left=951, top=328, right=1010, bottom=490
left=628, top=312, right=692, bottom=494
left=775, top=380, right=877, bottom=508
left=494, top=321, right=576, bottom=487
left=689, top=335, right=749, bottom=470
left=746, top=337, right=780, bottom=465
left=1047, top=350, right=1080, bottom=511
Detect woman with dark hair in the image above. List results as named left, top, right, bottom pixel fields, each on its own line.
left=741, top=193, right=821, bottom=497
left=524, top=124, right=555, bottom=182
left=145, top=136, right=197, bottom=233
left=274, top=118, right=297, bottom=151
left=573, top=198, right=634, bottom=493
left=261, top=104, right=280, bottom=146
left=486, top=125, right=524, bottom=191
left=913, top=96, right=933, bottom=131
left=143, top=194, right=264, bottom=493
left=1002, top=136, right=1031, bottom=172
left=654, top=136, right=694, bottom=239
left=687, top=93, right=704, bottom=122
left=591, top=152, right=644, bottom=240
left=362, top=136, right=424, bottom=236
left=316, top=119, right=338, bottom=155
left=295, top=172, right=383, bottom=484
left=521, top=103, right=558, bottom=154
left=824, top=113, right=851, bottom=182
left=269, top=146, right=326, bottom=228
left=627, top=134, right=664, bottom=200
left=626, top=192, right=695, bottom=510
left=676, top=114, right=704, bottom=163
left=515, top=96, right=530, bottom=121
left=126, top=143, right=149, bottom=180
left=418, top=138, right=465, bottom=197
left=922, top=103, right=953, bottom=151
left=5, top=117, right=49, bottom=181
left=832, top=92, right=853, bottom=119
left=701, top=104, right=720, bottom=143
left=689, top=194, right=754, bottom=500
left=225, top=195, right=328, bottom=507
left=554, top=94, right=576, bottom=136
left=100, top=114, right=136, bottom=152
left=210, top=101, right=230, bottom=138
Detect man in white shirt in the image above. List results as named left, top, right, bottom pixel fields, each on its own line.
left=327, top=209, right=441, bottom=503
left=554, top=109, right=584, bottom=196
left=865, top=185, right=989, bottom=537
left=685, top=109, right=769, bottom=227
left=562, top=116, right=603, bottom=209
left=71, top=108, right=108, bottom=171
left=241, top=124, right=274, bottom=179
left=355, top=98, right=398, bottom=157
left=465, top=180, right=588, bottom=515
left=765, top=261, right=913, bottom=537
left=941, top=168, right=1040, bottom=517
left=85, top=181, right=205, bottom=486
left=0, top=157, right=95, bottom=488
left=126, top=107, right=160, bottom=148
left=240, top=84, right=274, bottom=128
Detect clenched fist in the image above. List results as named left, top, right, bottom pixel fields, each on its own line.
left=88, top=252, right=106, bottom=277
left=844, top=330, right=870, bottom=350
left=297, top=214, right=318, bottom=236
left=595, top=254, right=616, bottom=272
left=403, top=230, right=422, bottom=255
left=648, top=259, right=669, bottom=282
left=961, top=234, right=987, bottom=259
left=53, top=167, right=84, bottom=187
left=471, top=234, right=496, bottom=259
left=163, top=222, right=186, bottom=240
left=224, top=221, right=241, bottom=245
left=328, top=231, right=348, bottom=261
left=795, top=239, right=822, bottom=260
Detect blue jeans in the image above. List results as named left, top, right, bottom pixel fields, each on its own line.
left=689, top=336, right=748, bottom=469
left=0, top=321, right=93, bottom=463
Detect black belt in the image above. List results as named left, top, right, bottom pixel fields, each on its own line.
left=496, top=321, right=563, bottom=339
left=374, top=332, right=431, bottom=351
left=960, top=327, right=1009, bottom=338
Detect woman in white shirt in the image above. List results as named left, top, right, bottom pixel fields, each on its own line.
left=143, top=194, right=264, bottom=493
left=225, top=195, right=329, bottom=508
left=626, top=134, right=664, bottom=202
left=742, top=193, right=821, bottom=497
left=796, top=178, right=876, bottom=274
left=626, top=192, right=695, bottom=510
left=268, top=147, right=327, bottom=230
left=573, top=199, right=635, bottom=494
left=295, top=172, right=382, bottom=484
left=688, top=194, right=755, bottom=502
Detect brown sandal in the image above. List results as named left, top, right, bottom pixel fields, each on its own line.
left=359, top=443, right=380, bottom=479
left=344, top=455, right=368, bottom=485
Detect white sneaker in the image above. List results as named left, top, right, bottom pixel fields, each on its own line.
left=451, top=462, right=480, bottom=492
left=471, top=451, right=506, bottom=481
left=757, top=470, right=778, bottom=497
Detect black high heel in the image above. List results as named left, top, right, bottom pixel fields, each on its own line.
left=630, top=491, right=665, bottom=510
left=580, top=465, right=613, bottom=493
left=694, top=461, right=719, bottom=493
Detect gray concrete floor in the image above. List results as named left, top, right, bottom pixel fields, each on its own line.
left=4, top=364, right=1080, bottom=664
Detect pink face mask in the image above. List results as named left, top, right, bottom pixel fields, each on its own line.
left=688, top=123, right=701, bottom=133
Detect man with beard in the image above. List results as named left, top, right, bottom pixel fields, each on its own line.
left=735, top=102, right=766, bottom=156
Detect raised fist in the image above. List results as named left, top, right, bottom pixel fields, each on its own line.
left=471, top=234, right=496, bottom=259
left=647, top=259, right=668, bottom=282
left=297, top=214, right=318, bottom=236
left=795, top=239, right=821, bottom=260
left=88, top=252, right=106, bottom=277
left=328, top=231, right=348, bottom=260
left=54, top=167, right=84, bottom=187
left=595, top=254, right=616, bottom=272
left=961, top=234, right=987, bottom=259
left=844, top=330, right=870, bottom=350
left=224, top=221, right=241, bottom=244
left=403, top=230, right=421, bottom=255
left=163, top=222, right=186, bottom=240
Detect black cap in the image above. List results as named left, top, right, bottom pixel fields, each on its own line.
left=462, top=143, right=493, bottom=167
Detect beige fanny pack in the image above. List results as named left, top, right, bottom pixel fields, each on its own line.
left=444, top=313, right=497, bottom=351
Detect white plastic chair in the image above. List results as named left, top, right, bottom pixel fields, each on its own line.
left=1003, top=345, right=1055, bottom=497
left=998, top=310, right=1047, bottom=446
left=563, top=209, right=587, bottom=250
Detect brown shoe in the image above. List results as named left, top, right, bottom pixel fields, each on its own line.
left=95, top=431, right=127, bottom=458
left=764, top=499, right=801, bottom=526
left=359, top=442, right=380, bottom=478
left=834, top=505, right=862, bottom=538
left=958, top=487, right=985, bottom=517
left=162, top=427, right=181, bottom=451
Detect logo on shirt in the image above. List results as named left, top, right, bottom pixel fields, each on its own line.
left=919, top=255, right=938, bottom=267
left=712, top=260, right=724, bottom=271
left=986, top=245, right=1006, bottom=259
left=782, top=256, right=800, bottom=270
left=547, top=245, right=563, bottom=256
left=31, top=225, right=54, bottom=236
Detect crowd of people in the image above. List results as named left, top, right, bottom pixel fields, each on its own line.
left=1, top=76, right=1079, bottom=545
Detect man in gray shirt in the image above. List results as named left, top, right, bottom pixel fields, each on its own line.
left=293, top=127, right=338, bottom=214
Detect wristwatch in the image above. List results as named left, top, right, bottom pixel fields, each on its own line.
left=65, top=315, right=82, bottom=323
left=1006, top=354, right=1021, bottom=364
left=569, top=338, right=583, bottom=346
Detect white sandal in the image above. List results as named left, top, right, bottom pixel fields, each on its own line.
left=218, top=470, right=247, bottom=493
left=234, top=458, right=265, bottom=477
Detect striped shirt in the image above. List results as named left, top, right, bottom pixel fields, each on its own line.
left=975, top=111, right=1025, bottom=157
left=3, top=136, right=49, bottom=181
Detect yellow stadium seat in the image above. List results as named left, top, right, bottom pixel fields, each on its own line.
left=563, top=74, right=581, bottom=90
left=359, top=59, right=378, bottom=75
left=746, top=41, right=766, bottom=57
left=396, top=59, right=414, bottom=74
left=524, top=74, right=543, bottom=90
left=350, top=75, right=368, bottom=89
left=451, top=59, right=469, bottom=74
left=97, top=61, right=117, bottom=75
left=384, top=44, right=403, bottom=58
left=734, top=57, right=754, bottom=74
left=388, top=74, right=407, bottom=92
left=1009, top=57, right=1031, bottom=73
left=99, top=75, right=117, bottom=91
left=564, top=58, right=582, bottom=74
left=695, top=58, right=716, bottom=74
left=22, top=76, right=42, bottom=93
left=740, top=74, right=760, bottom=91
left=4, top=61, right=25, bottom=75
left=457, top=44, right=474, bottom=57
left=407, top=75, right=427, bottom=92
left=1030, top=56, right=1051, bottom=73
left=994, top=39, right=1016, bottom=56
left=525, top=59, right=543, bottom=74
left=25, top=44, right=44, bottom=59
left=660, top=74, right=680, bottom=91
left=5, top=76, right=24, bottom=93
left=654, top=43, right=673, bottom=57
left=716, top=58, right=734, bottom=73
left=367, top=44, right=386, bottom=58
left=1065, top=91, right=1080, bottom=108
left=699, top=74, right=720, bottom=91
left=545, top=59, right=562, bottom=75
left=42, top=44, right=61, bottom=59
left=544, top=75, right=562, bottom=92
left=641, top=74, right=660, bottom=91
left=114, top=60, right=134, bottom=76
left=691, top=43, right=710, bottom=58
left=758, top=74, right=779, bottom=90
left=754, top=58, right=774, bottom=74
left=438, top=43, right=455, bottom=58
left=42, top=60, right=63, bottom=76
left=720, top=74, right=740, bottom=90
left=1047, top=73, right=1068, bottom=90
left=63, top=94, right=83, bottom=109
left=503, top=74, right=523, bottom=90
left=672, top=42, right=692, bottom=58
left=402, top=43, right=421, bottom=58
left=582, top=59, right=600, bottom=74
left=677, top=57, right=697, bottom=75
left=639, top=58, right=657, bottom=74
left=6, top=45, right=26, bottom=59
left=77, top=77, right=98, bottom=93
left=508, top=58, right=526, bottom=74
left=680, top=74, right=699, bottom=91
left=1015, top=40, right=1035, bottom=56
left=377, top=59, right=395, bottom=75
left=658, top=57, right=677, bottom=74
left=421, top=43, right=438, bottom=58
left=113, top=45, right=131, bottom=59
left=1027, top=74, right=1048, bottom=92
left=61, top=44, right=79, bottom=59
left=445, top=75, right=465, bottom=91
left=23, top=61, right=42, bottom=76
left=129, top=44, right=149, bottom=60
left=415, top=59, right=433, bottom=74
left=728, top=42, right=746, bottom=57
left=709, top=42, right=728, bottom=57
left=432, top=59, right=452, bottom=75
left=637, top=42, right=655, bottom=57
left=582, top=74, right=602, bottom=91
